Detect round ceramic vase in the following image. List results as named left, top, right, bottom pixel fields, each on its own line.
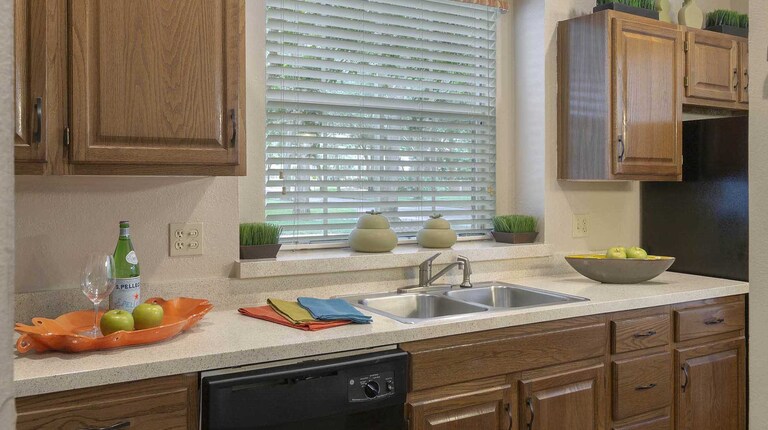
left=679, top=0, right=703, bottom=28
left=417, top=216, right=457, bottom=249
left=349, top=212, right=398, bottom=253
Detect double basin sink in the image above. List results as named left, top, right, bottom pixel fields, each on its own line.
left=340, top=282, right=588, bottom=324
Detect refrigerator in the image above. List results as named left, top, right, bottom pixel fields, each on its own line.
left=641, top=116, right=748, bottom=281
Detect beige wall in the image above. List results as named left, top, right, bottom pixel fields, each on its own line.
left=749, top=0, right=767, bottom=426
left=1, top=0, right=16, bottom=424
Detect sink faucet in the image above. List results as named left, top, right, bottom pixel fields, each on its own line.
left=414, top=253, right=473, bottom=289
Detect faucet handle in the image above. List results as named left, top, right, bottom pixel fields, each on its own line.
left=421, top=253, right=441, bottom=268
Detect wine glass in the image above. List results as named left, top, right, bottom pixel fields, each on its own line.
left=79, top=254, right=116, bottom=337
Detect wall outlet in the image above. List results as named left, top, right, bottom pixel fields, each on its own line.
left=169, top=222, right=204, bottom=257
left=572, top=214, right=589, bottom=238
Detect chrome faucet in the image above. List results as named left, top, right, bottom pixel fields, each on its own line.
left=410, top=253, right=473, bottom=290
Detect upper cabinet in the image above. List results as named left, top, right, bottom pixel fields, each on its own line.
left=14, top=0, right=246, bottom=176
left=683, top=29, right=747, bottom=110
left=558, top=11, right=683, bottom=181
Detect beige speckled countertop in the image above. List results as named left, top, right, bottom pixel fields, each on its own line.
left=14, top=272, right=748, bottom=397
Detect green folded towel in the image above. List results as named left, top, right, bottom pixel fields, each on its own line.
left=267, top=298, right=317, bottom=324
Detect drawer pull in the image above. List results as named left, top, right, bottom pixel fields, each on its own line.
left=681, top=363, right=690, bottom=393
left=505, top=403, right=512, bottom=430
left=80, top=422, right=130, bottom=430
left=525, top=397, right=535, bottom=430
left=635, top=383, right=657, bottom=391
left=704, top=318, right=725, bottom=325
left=633, top=330, right=657, bottom=338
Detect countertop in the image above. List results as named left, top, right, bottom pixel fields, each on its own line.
left=14, top=271, right=748, bottom=397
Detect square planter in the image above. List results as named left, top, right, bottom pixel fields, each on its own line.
left=705, top=25, right=748, bottom=37
left=593, top=3, right=659, bottom=20
left=491, top=231, right=538, bottom=244
left=240, top=244, right=282, bottom=260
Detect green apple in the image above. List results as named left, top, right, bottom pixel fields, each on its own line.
left=605, top=247, right=627, bottom=259
left=100, top=310, right=134, bottom=335
left=626, top=246, right=648, bottom=259
left=132, top=303, right=164, bottom=330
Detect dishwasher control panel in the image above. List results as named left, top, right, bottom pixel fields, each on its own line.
left=348, top=370, right=396, bottom=402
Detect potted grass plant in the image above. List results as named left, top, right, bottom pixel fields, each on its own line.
left=594, top=0, right=659, bottom=20
left=240, top=223, right=283, bottom=260
left=491, top=215, right=539, bottom=244
left=705, top=10, right=748, bottom=37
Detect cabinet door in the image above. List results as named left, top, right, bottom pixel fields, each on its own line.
left=675, top=338, right=746, bottom=430
left=408, top=378, right=512, bottom=430
left=69, top=0, right=244, bottom=170
left=519, top=364, right=605, bottom=430
left=612, top=18, right=682, bottom=180
left=685, top=30, right=739, bottom=103
left=738, top=41, right=748, bottom=104
left=14, top=0, right=47, bottom=165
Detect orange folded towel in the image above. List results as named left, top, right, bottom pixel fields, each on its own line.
left=238, top=306, right=352, bottom=331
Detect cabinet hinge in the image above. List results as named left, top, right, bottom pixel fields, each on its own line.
left=63, top=126, right=71, bottom=148
left=684, top=41, right=689, bottom=52
left=684, top=76, right=689, bottom=88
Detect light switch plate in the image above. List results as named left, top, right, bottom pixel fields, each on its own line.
left=169, top=222, right=203, bottom=256
left=572, top=214, right=589, bottom=238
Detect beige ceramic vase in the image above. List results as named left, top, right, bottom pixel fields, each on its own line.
left=348, top=211, right=398, bottom=253
left=678, top=0, right=703, bottom=28
left=656, top=0, right=672, bottom=23
left=417, top=214, right=457, bottom=249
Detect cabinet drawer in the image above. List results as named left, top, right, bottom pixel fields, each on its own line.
left=16, top=374, right=197, bottom=430
left=612, top=314, right=670, bottom=354
left=675, top=302, right=745, bottom=342
left=614, top=415, right=671, bottom=430
left=612, top=353, right=672, bottom=421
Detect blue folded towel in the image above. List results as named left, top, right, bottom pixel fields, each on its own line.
left=297, top=297, right=373, bottom=324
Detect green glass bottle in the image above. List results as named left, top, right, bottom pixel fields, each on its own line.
left=110, top=221, right=141, bottom=312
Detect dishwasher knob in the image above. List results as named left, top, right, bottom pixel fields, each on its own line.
left=386, top=381, right=394, bottom=392
left=364, top=381, right=380, bottom=398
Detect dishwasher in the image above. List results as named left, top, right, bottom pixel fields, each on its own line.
left=201, top=347, right=408, bottom=430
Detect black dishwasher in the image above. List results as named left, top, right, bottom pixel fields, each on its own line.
left=201, top=348, right=408, bottom=430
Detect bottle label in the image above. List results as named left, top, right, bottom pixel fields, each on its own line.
left=125, top=251, right=138, bottom=265
left=110, top=276, right=141, bottom=313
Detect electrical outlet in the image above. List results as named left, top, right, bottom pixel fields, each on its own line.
left=572, top=214, right=589, bottom=238
left=169, top=223, right=204, bottom=256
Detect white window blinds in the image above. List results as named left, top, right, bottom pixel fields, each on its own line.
left=266, top=0, right=498, bottom=244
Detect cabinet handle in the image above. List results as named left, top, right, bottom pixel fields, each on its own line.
left=681, top=363, right=690, bottom=393
left=635, top=383, right=657, bottom=391
left=633, top=330, right=656, bottom=338
left=617, top=135, right=625, bottom=162
left=744, top=69, right=749, bottom=91
left=229, top=109, right=237, bottom=147
left=33, top=96, right=42, bottom=144
left=80, top=422, right=130, bottom=430
left=525, top=397, right=535, bottom=430
left=733, top=68, right=739, bottom=89
left=704, top=317, right=725, bottom=325
left=505, top=403, right=513, bottom=430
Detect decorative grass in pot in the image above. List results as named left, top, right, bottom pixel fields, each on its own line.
left=491, top=215, right=538, bottom=244
left=593, top=0, right=659, bottom=20
left=705, top=10, right=748, bottom=37
left=240, top=223, right=283, bottom=260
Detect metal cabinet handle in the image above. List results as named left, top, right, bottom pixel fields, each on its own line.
left=733, top=68, right=739, bottom=89
left=80, top=422, right=130, bottom=430
left=505, top=403, right=513, bottom=430
left=229, top=109, right=237, bottom=147
left=744, top=69, right=749, bottom=91
left=33, top=96, right=42, bottom=144
left=681, top=363, right=690, bottom=393
left=635, top=383, right=657, bottom=391
left=704, top=318, right=725, bottom=325
left=617, top=135, right=625, bottom=162
left=633, top=330, right=657, bottom=338
left=526, top=397, right=535, bottom=430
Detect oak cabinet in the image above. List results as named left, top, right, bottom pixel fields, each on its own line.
left=13, top=0, right=246, bottom=176
left=519, top=364, right=605, bottom=430
left=683, top=29, right=747, bottom=110
left=675, top=338, right=746, bottom=430
left=558, top=11, right=683, bottom=181
left=738, top=41, right=748, bottom=104
left=16, top=374, right=199, bottom=430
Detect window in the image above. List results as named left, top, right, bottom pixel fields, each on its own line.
left=266, top=0, right=498, bottom=245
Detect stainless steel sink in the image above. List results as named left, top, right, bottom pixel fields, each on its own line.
left=444, top=282, right=588, bottom=309
left=342, top=293, right=488, bottom=324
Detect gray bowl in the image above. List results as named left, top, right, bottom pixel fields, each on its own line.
left=565, top=255, right=675, bottom=284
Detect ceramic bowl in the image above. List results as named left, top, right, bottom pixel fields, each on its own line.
left=565, top=255, right=675, bottom=284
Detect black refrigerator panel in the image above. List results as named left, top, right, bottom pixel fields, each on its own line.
left=641, top=116, right=748, bottom=281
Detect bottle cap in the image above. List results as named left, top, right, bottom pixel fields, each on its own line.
left=119, top=221, right=130, bottom=227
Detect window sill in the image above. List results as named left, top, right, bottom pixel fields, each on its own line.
left=233, top=241, right=552, bottom=279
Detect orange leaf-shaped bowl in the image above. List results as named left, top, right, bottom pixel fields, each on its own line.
left=15, top=297, right=213, bottom=354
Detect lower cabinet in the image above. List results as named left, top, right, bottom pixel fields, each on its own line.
left=676, top=338, right=746, bottom=430
left=519, top=364, right=605, bottom=430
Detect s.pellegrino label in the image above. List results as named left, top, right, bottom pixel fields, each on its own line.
left=110, top=221, right=141, bottom=312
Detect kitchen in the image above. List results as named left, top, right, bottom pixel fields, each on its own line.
left=0, top=0, right=766, bottom=429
